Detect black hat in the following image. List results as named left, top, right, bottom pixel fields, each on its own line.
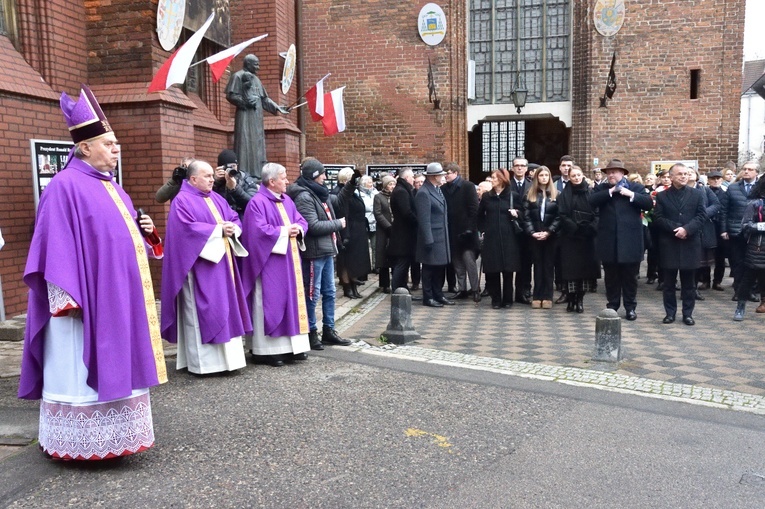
left=217, top=149, right=238, bottom=167
left=301, top=158, right=325, bottom=180
left=707, top=170, right=724, bottom=178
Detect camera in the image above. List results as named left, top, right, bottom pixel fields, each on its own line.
left=225, top=163, right=239, bottom=178
left=171, top=165, right=187, bottom=183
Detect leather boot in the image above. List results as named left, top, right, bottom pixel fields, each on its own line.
left=351, top=284, right=362, bottom=299
left=322, top=326, right=352, bottom=346
left=734, top=301, right=746, bottom=321
left=576, top=292, right=584, bottom=313
left=308, top=329, right=324, bottom=350
left=342, top=284, right=354, bottom=299
left=566, top=293, right=575, bottom=312
left=757, top=298, right=765, bottom=314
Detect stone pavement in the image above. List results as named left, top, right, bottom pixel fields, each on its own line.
left=3, top=269, right=765, bottom=412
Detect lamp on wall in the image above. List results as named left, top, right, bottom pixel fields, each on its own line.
left=511, top=73, right=527, bottom=114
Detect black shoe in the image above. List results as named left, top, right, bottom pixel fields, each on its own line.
left=473, top=291, right=482, bottom=303
left=515, top=296, right=531, bottom=305
left=382, top=287, right=391, bottom=294
left=410, top=284, right=420, bottom=291
left=351, top=284, right=362, bottom=299
left=291, top=352, right=309, bottom=361
left=447, top=287, right=457, bottom=294
left=682, top=316, right=695, bottom=326
left=423, top=298, right=444, bottom=308
left=625, top=310, right=637, bottom=321
left=662, top=315, right=675, bottom=324
left=411, top=295, right=423, bottom=301
left=694, top=290, right=705, bottom=301
left=712, top=283, right=725, bottom=291
left=308, top=330, right=324, bottom=351
left=321, top=327, right=352, bottom=346
left=697, top=282, right=710, bottom=290
left=448, top=291, right=469, bottom=300
left=481, top=288, right=490, bottom=297
left=646, top=277, right=656, bottom=284
left=749, top=293, right=760, bottom=303
left=437, top=297, right=456, bottom=306
left=656, top=283, right=664, bottom=291
left=491, top=301, right=503, bottom=309
left=555, top=292, right=569, bottom=304
left=267, top=355, right=285, bottom=367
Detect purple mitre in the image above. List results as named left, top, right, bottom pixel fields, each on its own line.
left=60, top=84, right=113, bottom=143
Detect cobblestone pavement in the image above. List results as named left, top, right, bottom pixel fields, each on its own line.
left=339, top=270, right=765, bottom=409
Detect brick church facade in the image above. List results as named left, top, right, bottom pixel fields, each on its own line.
left=0, top=0, right=745, bottom=316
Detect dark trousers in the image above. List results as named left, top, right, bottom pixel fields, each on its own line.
left=735, top=268, right=765, bottom=301
left=662, top=268, right=697, bottom=318
left=485, top=271, right=514, bottom=306
left=379, top=267, right=390, bottom=289
left=530, top=239, right=555, bottom=300
left=713, top=241, right=728, bottom=284
left=446, top=264, right=456, bottom=291
left=515, top=238, right=532, bottom=300
left=411, top=262, right=421, bottom=287
left=422, top=264, right=446, bottom=301
left=391, top=256, right=413, bottom=291
left=729, top=235, right=747, bottom=291
left=602, top=262, right=640, bottom=312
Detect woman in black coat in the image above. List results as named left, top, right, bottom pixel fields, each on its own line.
left=373, top=176, right=396, bottom=293
left=734, top=177, right=765, bottom=320
left=477, top=168, right=522, bottom=309
left=522, top=166, right=560, bottom=309
left=557, top=166, right=600, bottom=313
left=331, top=168, right=371, bottom=298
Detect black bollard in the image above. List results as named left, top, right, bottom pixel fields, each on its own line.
left=593, top=308, right=622, bottom=362
left=382, top=288, right=421, bottom=344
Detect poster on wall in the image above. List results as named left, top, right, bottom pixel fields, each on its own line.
left=366, top=164, right=427, bottom=183
left=650, top=160, right=698, bottom=175
left=185, top=0, right=230, bottom=47
left=30, top=139, right=122, bottom=210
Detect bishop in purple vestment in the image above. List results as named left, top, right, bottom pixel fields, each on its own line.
left=240, top=163, right=310, bottom=366
left=161, top=160, right=251, bottom=374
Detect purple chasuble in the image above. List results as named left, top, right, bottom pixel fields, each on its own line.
left=240, top=186, right=309, bottom=337
left=19, top=158, right=161, bottom=402
left=160, top=181, right=251, bottom=344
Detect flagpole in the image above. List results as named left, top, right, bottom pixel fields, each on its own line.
left=286, top=73, right=332, bottom=109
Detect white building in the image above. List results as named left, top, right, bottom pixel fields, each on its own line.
left=740, top=59, right=765, bottom=163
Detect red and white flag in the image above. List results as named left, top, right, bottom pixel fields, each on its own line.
left=305, top=77, right=326, bottom=122
left=321, top=87, right=346, bottom=136
left=205, top=34, right=268, bottom=82
left=148, top=12, right=215, bottom=93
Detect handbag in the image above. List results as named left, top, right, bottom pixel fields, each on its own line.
left=509, top=192, right=523, bottom=234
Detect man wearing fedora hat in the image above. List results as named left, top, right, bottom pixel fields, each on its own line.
left=415, top=162, right=453, bottom=307
left=590, top=158, right=653, bottom=320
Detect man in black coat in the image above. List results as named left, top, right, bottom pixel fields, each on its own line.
left=706, top=170, right=728, bottom=290
left=442, top=162, right=480, bottom=301
left=589, top=158, right=653, bottom=320
left=653, top=163, right=707, bottom=325
left=720, top=162, right=759, bottom=298
left=415, top=163, right=453, bottom=307
left=510, top=157, right=532, bottom=303
left=388, top=169, right=418, bottom=293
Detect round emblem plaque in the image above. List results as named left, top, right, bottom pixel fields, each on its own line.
left=594, top=0, right=625, bottom=37
left=157, top=0, right=185, bottom=51
left=418, top=3, right=447, bottom=46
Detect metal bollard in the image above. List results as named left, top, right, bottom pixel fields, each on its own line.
left=382, top=288, right=421, bottom=344
left=593, top=308, right=622, bottom=362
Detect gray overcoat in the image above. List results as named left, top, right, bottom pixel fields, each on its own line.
left=415, top=179, right=451, bottom=266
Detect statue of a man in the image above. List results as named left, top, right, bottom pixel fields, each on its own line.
left=226, top=54, right=288, bottom=180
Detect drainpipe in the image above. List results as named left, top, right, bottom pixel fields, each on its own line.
left=296, top=0, right=305, bottom=160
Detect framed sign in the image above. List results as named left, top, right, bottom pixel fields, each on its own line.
left=650, top=160, right=698, bottom=175
left=418, top=3, right=447, bottom=46
left=31, top=139, right=122, bottom=210
left=322, top=164, right=356, bottom=190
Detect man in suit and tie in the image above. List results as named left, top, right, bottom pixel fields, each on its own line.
left=554, top=155, right=575, bottom=300
left=510, top=157, right=532, bottom=304
left=720, top=161, right=760, bottom=298
left=415, top=163, right=453, bottom=307
left=555, top=155, right=573, bottom=193
left=652, top=163, right=707, bottom=325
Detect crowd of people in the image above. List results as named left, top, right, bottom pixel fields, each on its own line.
left=18, top=86, right=764, bottom=463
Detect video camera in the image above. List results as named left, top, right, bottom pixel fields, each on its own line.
left=171, top=165, right=187, bottom=183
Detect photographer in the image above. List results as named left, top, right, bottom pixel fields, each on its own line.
left=155, top=157, right=195, bottom=203
left=212, top=149, right=260, bottom=219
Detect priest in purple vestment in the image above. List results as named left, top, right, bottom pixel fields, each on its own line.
left=160, top=160, right=251, bottom=374
left=19, top=85, right=166, bottom=460
left=240, top=163, right=310, bottom=367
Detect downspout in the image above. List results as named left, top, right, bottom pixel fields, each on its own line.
left=296, top=0, right=305, bottom=160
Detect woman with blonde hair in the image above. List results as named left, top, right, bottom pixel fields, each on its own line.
left=522, top=166, right=560, bottom=308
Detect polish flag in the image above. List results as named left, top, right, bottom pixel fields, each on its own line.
left=321, top=87, right=346, bottom=136
left=148, top=13, right=215, bottom=93
left=205, top=34, right=268, bottom=82
left=305, top=78, right=325, bottom=121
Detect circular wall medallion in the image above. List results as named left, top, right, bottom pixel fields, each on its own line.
left=594, top=0, right=625, bottom=37
left=418, top=3, right=447, bottom=46
left=282, top=44, right=297, bottom=95
left=157, top=0, right=185, bottom=51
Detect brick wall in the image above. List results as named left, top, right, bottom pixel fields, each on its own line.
left=571, top=0, right=745, bottom=176
left=300, top=0, right=468, bottom=176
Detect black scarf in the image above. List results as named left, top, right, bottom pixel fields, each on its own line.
left=297, top=175, right=329, bottom=202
